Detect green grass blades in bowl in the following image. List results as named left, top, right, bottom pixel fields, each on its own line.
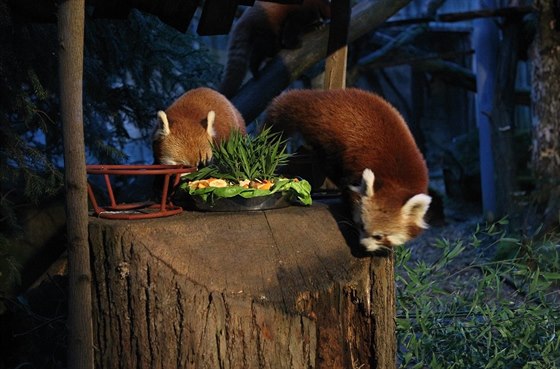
left=180, top=127, right=312, bottom=206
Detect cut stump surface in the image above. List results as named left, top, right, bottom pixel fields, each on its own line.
left=89, top=202, right=395, bottom=369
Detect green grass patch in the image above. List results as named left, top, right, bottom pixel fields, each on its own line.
left=396, top=220, right=560, bottom=368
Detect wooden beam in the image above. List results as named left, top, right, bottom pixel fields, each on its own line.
left=490, top=15, right=522, bottom=217
left=232, top=0, right=414, bottom=123
left=324, top=0, right=351, bottom=89
left=474, top=6, right=499, bottom=220
left=359, top=0, right=445, bottom=66
left=382, top=5, right=534, bottom=27
left=360, top=31, right=476, bottom=92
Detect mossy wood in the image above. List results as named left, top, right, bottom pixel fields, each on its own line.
left=89, top=203, right=396, bottom=368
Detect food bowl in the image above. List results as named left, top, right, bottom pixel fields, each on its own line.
left=189, top=191, right=291, bottom=212
left=86, top=164, right=195, bottom=219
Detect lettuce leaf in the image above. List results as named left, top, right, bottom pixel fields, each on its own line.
left=180, top=177, right=312, bottom=206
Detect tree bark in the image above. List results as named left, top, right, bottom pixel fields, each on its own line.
left=529, top=0, right=560, bottom=234
left=232, top=0, right=413, bottom=122
left=57, top=0, right=94, bottom=368
left=89, top=204, right=396, bottom=368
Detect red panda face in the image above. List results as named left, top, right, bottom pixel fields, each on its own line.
left=152, top=110, right=215, bottom=167
left=351, top=169, right=432, bottom=252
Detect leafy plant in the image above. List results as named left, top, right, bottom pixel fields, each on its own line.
left=211, top=127, right=292, bottom=181
left=181, top=127, right=312, bottom=205
left=396, top=220, right=560, bottom=369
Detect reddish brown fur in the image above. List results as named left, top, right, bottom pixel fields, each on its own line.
left=264, top=88, right=430, bottom=250
left=153, top=87, right=246, bottom=166
left=219, top=0, right=330, bottom=98
left=265, top=88, right=428, bottom=193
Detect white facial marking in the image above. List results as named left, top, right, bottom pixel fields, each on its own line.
left=360, top=236, right=383, bottom=252
left=160, top=157, right=178, bottom=165
left=387, top=233, right=409, bottom=247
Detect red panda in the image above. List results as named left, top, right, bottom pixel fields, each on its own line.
left=219, top=0, right=331, bottom=98
left=152, top=87, right=246, bottom=167
left=264, top=88, right=432, bottom=252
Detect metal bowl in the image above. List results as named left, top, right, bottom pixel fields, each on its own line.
left=189, top=192, right=292, bottom=212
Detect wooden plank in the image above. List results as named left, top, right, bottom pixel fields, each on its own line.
left=490, top=15, right=521, bottom=217
left=324, top=47, right=348, bottom=89
left=323, top=0, right=351, bottom=89
left=197, top=0, right=239, bottom=35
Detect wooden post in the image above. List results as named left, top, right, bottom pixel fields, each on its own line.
left=89, top=204, right=396, bottom=368
left=57, top=0, right=94, bottom=368
left=323, top=0, right=350, bottom=89
left=490, top=15, right=521, bottom=218
left=473, top=1, right=499, bottom=221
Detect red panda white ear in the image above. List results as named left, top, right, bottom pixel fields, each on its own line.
left=206, top=110, right=216, bottom=138
left=156, top=110, right=170, bottom=137
left=349, top=168, right=375, bottom=197
left=401, top=194, right=432, bottom=229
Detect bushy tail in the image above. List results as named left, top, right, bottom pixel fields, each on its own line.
left=218, top=21, right=252, bottom=98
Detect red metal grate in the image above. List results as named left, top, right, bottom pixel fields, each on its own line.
left=86, top=164, right=195, bottom=220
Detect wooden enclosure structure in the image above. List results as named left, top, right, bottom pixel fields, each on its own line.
left=89, top=203, right=396, bottom=368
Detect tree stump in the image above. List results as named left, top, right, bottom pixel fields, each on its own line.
left=89, top=203, right=396, bottom=369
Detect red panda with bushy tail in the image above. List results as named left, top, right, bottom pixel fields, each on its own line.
left=152, top=87, right=246, bottom=167
left=264, top=88, right=432, bottom=252
left=219, top=0, right=331, bottom=98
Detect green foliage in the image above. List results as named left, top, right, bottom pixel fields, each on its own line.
left=396, top=221, right=560, bottom=368
left=181, top=128, right=312, bottom=205
left=0, top=8, right=222, bottom=309
left=1, top=9, right=222, bottom=207
left=210, top=127, right=292, bottom=181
